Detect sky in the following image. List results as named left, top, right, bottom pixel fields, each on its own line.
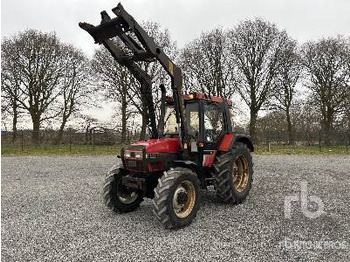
left=2, top=0, right=350, bottom=56
left=1, top=0, right=350, bottom=125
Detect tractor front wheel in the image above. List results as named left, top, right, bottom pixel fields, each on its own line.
left=102, top=164, right=144, bottom=213
left=152, top=167, right=201, bottom=229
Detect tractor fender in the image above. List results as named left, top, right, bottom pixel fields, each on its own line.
left=218, top=133, right=254, bottom=152
left=172, top=160, right=199, bottom=173
left=108, top=163, right=125, bottom=174
left=232, top=134, right=254, bottom=152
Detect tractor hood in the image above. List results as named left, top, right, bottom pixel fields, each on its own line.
left=128, top=138, right=181, bottom=153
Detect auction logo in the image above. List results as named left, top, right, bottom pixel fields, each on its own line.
left=279, top=238, right=348, bottom=251
left=284, top=181, right=325, bottom=219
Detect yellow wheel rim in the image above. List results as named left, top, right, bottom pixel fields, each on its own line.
left=233, top=155, right=250, bottom=193
left=172, top=180, right=196, bottom=218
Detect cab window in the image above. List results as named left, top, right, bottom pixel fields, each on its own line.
left=186, top=102, right=199, bottom=138
left=204, top=103, right=224, bottom=142
left=164, top=106, right=178, bottom=134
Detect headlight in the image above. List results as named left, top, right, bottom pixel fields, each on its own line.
left=134, top=151, right=142, bottom=159
left=125, top=151, right=131, bottom=158
left=124, top=150, right=142, bottom=159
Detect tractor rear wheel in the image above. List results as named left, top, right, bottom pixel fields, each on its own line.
left=102, top=164, right=143, bottom=213
left=212, top=142, right=253, bottom=203
left=152, top=167, right=201, bottom=229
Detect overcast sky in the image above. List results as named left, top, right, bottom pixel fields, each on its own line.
left=2, top=0, right=350, bottom=57
left=1, top=0, right=350, bottom=125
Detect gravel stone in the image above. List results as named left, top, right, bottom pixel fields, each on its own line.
left=1, top=155, right=350, bottom=261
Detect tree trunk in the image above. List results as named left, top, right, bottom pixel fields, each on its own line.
left=249, top=110, right=258, bottom=143
left=55, top=119, right=67, bottom=144
left=121, top=93, right=127, bottom=142
left=11, top=102, right=18, bottom=143
left=85, top=125, right=89, bottom=145
left=89, top=129, right=93, bottom=145
left=32, top=117, right=40, bottom=144
left=322, top=114, right=332, bottom=146
left=286, top=108, right=294, bottom=145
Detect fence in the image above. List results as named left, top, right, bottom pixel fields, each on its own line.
left=1, top=128, right=349, bottom=154
left=1, top=128, right=140, bottom=153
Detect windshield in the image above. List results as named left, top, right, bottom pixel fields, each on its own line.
left=164, top=106, right=178, bottom=134
left=186, top=102, right=199, bottom=137
left=163, top=103, right=200, bottom=136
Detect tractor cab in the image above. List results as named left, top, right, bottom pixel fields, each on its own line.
left=121, top=92, right=238, bottom=175
left=162, top=93, right=235, bottom=168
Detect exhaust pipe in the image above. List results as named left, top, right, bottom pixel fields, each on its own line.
left=157, top=84, right=166, bottom=136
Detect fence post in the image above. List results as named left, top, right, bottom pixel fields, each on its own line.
left=268, top=142, right=271, bottom=153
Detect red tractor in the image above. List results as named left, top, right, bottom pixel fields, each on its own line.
left=80, top=3, right=254, bottom=229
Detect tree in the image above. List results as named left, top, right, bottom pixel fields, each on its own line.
left=301, top=36, right=350, bottom=145
left=91, top=45, right=134, bottom=142
left=1, top=30, right=66, bottom=143
left=228, top=18, right=287, bottom=142
left=55, top=44, right=91, bottom=144
left=256, top=110, right=286, bottom=144
left=343, top=95, right=350, bottom=146
left=92, top=21, right=177, bottom=141
left=1, top=96, right=10, bottom=132
left=136, top=21, right=178, bottom=139
left=294, top=101, right=322, bottom=144
left=180, top=27, right=234, bottom=98
left=272, top=37, right=301, bottom=144
left=1, top=39, right=27, bottom=142
left=1, top=76, right=21, bottom=142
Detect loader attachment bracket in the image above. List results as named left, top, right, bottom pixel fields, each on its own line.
left=79, top=2, right=187, bottom=143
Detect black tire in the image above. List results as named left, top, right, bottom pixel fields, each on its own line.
left=102, top=164, right=143, bottom=213
left=212, top=142, right=253, bottom=204
left=152, top=167, right=201, bottom=229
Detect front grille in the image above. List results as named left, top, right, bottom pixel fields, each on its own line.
left=126, top=160, right=142, bottom=170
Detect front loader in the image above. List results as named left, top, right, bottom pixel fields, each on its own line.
left=80, top=2, right=254, bottom=229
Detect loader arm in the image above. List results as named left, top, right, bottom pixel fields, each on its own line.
left=79, top=3, right=187, bottom=141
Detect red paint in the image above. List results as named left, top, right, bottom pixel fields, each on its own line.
left=148, top=162, right=165, bottom=172
left=219, top=134, right=234, bottom=151
left=132, top=138, right=181, bottom=153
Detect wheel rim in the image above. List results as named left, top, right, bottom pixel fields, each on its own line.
left=173, top=180, right=196, bottom=219
left=117, top=183, right=138, bottom=204
left=233, top=155, right=249, bottom=193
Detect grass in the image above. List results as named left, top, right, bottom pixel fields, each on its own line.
left=1, top=144, right=123, bottom=156
left=1, top=143, right=349, bottom=156
left=254, top=144, right=350, bottom=155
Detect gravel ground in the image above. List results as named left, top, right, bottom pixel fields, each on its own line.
left=1, top=155, right=350, bottom=261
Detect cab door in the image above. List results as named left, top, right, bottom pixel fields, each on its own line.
left=201, top=102, right=227, bottom=167
left=185, top=101, right=201, bottom=164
